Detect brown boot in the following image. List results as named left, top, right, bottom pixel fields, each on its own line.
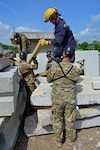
left=54, top=139, right=62, bottom=148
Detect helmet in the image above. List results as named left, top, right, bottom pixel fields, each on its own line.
left=44, top=7, right=58, bottom=22
left=4, top=50, right=16, bottom=58
left=19, top=51, right=27, bottom=59
left=63, top=46, right=75, bottom=56
left=46, top=51, right=52, bottom=57
left=9, top=50, right=16, bottom=58
left=13, top=32, right=19, bottom=39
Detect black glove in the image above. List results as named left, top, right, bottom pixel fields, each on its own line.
left=32, top=57, right=36, bottom=61
left=51, top=52, right=57, bottom=62
left=32, top=57, right=38, bottom=64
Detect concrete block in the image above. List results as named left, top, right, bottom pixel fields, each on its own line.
left=0, top=83, right=26, bottom=117
left=41, top=77, right=47, bottom=83
left=38, top=109, right=52, bottom=127
left=76, top=76, right=100, bottom=105
left=43, top=83, right=52, bottom=94
left=76, top=105, right=100, bottom=119
left=24, top=113, right=53, bottom=137
left=74, top=116, right=100, bottom=129
left=31, top=82, right=52, bottom=106
left=37, top=105, right=100, bottom=127
left=0, top=58, right=10, bottom=70
left=10, top=32, right=54, bottom=41
left=24, top=113, right=100, bottom=136
left=0, top=97, right=14, bottom=116
left=0, top=83, right=19, bottom=116
left=92, top=76, right=100, bottom=90
left=0, top=91, right=26, bottom=150
left=0, top=67, right=23, bottom=116
left=75, top=50, right=99, bottom=76
left=31, top=76, right=100, bottom=106
left=0, top=66, right=20, bottom=94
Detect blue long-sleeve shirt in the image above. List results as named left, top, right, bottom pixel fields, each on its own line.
left=51, top=18, right=76, bottom=58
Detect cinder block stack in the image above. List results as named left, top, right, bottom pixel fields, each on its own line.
left=0, top=58, right=27, bottom=150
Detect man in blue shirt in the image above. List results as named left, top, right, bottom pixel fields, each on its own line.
left=44, top=7, right=76, bottom=62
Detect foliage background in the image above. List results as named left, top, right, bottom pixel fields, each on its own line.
left=0, top=40, right=100, bottom=53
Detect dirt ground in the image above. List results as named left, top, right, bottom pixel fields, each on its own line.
left=14, top=115, right=100, bottom=150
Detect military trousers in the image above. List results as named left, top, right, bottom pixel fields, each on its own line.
left=50, top=97, right=77, bottom=143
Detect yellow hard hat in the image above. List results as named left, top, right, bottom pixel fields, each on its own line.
left=44, top=7, right=58, bottom=22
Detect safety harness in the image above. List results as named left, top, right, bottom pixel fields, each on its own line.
left=52, top=62, right=76, bottom=83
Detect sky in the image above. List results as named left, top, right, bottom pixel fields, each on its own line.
left=0, top=0, right=100, bottom=45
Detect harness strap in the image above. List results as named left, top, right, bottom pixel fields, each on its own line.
left=53, top=63, right=76, bottom=83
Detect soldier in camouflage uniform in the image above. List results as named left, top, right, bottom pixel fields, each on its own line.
left=14, top=32, right=30, bottom=54
left=47, top=46, right=80, bottom=148
left=19, top=51, right=38, bottom=108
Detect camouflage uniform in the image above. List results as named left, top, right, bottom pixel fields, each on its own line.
left=17, top=34, right=30, bottom=53
left=47, top=61, right=80, bottom=143
left=19, top=59, right=38, bottom=95
left=45, top=60, right=57, bottom=70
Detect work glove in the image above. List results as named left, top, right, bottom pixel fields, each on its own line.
left=39, top=70, right=48, bottom=77
left=50, top=52, right=57, bottom=62
left=39, top=39, right=48, bottom=46
left=33, top=70, right=48, bottom=78
left=32, top=57, right=38, bottom=64
left=32, top=56, right=36, bottom=61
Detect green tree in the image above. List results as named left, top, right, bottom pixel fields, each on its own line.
left=0, top=43, right=18, bottom=52
left=92, top=41, right=100, bottom=51
left=80, top=42, right=88, bottom=50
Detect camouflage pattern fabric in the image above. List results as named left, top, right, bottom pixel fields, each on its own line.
left=19, top=60, right=38, bottom=93
left=18, top=34, right=30, bottom=53
left=47, top=61, right=80, bottom=143
left=45, top=60, right=57, bottom=70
